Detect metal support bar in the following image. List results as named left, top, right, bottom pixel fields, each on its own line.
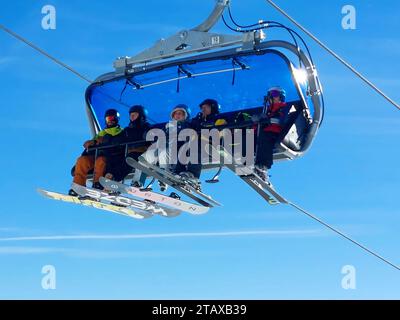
left=112, top=1, right=265, bottom=74
left=114, top=31, right=245, bottom=73
left=192, top=0, right=230, bottom=32
left=206, top=166, right=222, bottom=184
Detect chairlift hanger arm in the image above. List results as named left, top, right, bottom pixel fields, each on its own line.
left=192, top=0, right=230, bottom=32
left=113, top=0, right=264, bottom=74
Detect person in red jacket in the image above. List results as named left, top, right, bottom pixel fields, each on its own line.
left=254, top=87, right=287, bottom=181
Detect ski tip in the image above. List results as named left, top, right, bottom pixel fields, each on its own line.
left=160, top=212, right=182, bottom=218
left=37, top=188, right=57, bottom=198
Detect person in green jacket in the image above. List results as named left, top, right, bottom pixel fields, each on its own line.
left=69, top=109, right=124, bottom=196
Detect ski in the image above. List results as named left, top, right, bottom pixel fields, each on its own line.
left=241, top=177, right=280, bottom=205
left=37, top=189, right=151, bottom=220
left=100, top=177, right=209, bottom=215
left=214, top=145, right=287, bottom=205
left=126, top=157, right=215, bottom=208
left=234, top=166, right=288, bottom=204
left=137, top=156, right=221, bottom=207
left=71, top=183, right=182, bottom=218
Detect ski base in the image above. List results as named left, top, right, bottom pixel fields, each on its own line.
left=71, top=183, right=181, bottom=218
left=38, top=189, right=151, bottom=220
left=100, top=177, right=209, bottom=215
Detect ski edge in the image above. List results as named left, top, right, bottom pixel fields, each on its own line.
left=126, top=157, right=215, bottom=208
left=70, top=183, right=179, bottom=218
left=100, top=177, right=210, bottom=215
left=138, top=156, right=222, bottom=207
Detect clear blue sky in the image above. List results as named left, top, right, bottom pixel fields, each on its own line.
left=0, top=0, right=399, bottom=299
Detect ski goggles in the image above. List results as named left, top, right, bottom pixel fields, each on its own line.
left=105, top=115, right=118, bottom=123
left=269, top=90, right=282, bottom=97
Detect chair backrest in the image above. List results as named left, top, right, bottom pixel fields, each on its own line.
left=141, top=100, right=311, bottom=153
left=279, top=101, right=311, bottom=152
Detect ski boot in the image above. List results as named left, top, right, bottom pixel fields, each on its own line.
left=92, top=182, right=104, bottom=191
left=159, top=181, right=168, bottom=192
left=131, top=181, right=143, bottom=189
left=169, top=192, right=181, bottom=200
left=104, top=173, right=114, bottom=180
left=68, top=189, right=78, bottom=197
left=180, top=172, right=202, bottom=192
left=254, top=165, right=269, bottom=183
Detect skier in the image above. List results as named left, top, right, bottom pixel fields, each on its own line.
left=191, top=98, right=223, bottom=129
left=170, top=104, right=202, bottom=188
left=191, top=98, right=227, bottom=176
left=254, top=87, right=288, bottom=181
left=68, top=109, right=124, bottom=196
left=142, top=104, right=200, bottom=192
left=105, top=105, right=151, bottom=188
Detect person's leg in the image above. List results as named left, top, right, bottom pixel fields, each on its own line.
left=151, top=148, right=170, bottom=191
left=73, top=155, right=95, bottom=186
left=255, top=131, right=279, bottom=169
left=187, top=163, right=201, bottom=179
left=172, top=162, right=186, bottom=175
left=255, top=130, right=266, bottom=167
left=187, top=141, right=202, bottom=178
left=158, top=148, right=171, bottom=171
left=177, top=143, right=201, bottom=188
left=105, top=154, right=124, bottom=181
left=128, top=152, right=147, bottom=186
left=93, top=156, right=107, bottom=183
left=174, top=141, right=196, bottom=176
left=142, top=148, right=158, bottom=165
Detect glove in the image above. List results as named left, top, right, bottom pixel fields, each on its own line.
left=83, top=140, right=96, bottom=149
left=215, top=119, right=227, bottom=126
left=251, top=114, right=260, bottom=123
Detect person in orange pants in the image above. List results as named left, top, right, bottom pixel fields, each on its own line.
left=72, top=155, right=107, bottom=187
left=69, top=109, right=124, bottom=196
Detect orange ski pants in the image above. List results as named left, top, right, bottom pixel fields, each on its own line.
left=73, top=155, right=106, bottom=186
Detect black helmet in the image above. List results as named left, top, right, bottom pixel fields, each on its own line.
left=105, top=109, right=119, bottom=118
left=129, top=105, right=148, bottom=122
left=199, top=99, right=220, bottom=115
left=104, top=109, right=120, bottom=127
